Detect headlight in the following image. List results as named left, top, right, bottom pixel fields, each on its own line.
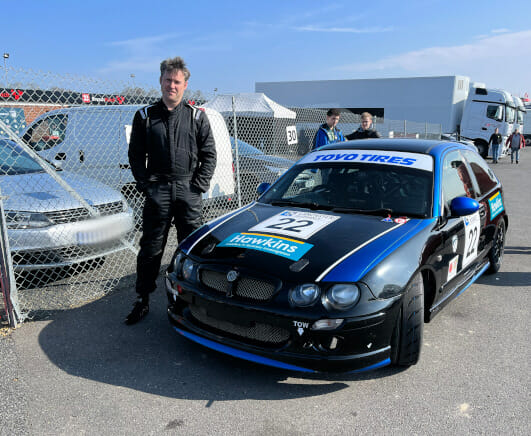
left=4, top=211, right=52, bottom=229
left=289, top=284, right=321, bottom=307
left=182, top=258, right=196, bottom=281
left=323, top=284, right=360, bottom=311
left=171, top=252, right=183, bottom=275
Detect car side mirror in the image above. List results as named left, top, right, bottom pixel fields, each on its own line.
left=450, top=197, right=479, bottom=217
left=257, top=182, right=271, bottom=195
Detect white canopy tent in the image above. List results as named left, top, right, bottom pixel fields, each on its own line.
left=203, top=93, right=296, bottom=119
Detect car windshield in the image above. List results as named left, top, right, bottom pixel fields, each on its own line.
left=230, top=137, right=264, bottom=155
left=0, top=138, right=45, bottom=175
left=259, top=162, right=433, bottom=218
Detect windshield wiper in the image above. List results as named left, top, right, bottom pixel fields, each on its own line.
left=330, top=207, right=394, bottom=217
left=270, top=200, right=332, bottom=211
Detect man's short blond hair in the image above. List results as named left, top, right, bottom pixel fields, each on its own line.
left=361, top=112, right=373, bottom=120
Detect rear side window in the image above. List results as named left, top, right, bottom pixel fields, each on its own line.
left=462, top=150, right=498, bottom=195
left=442, top=150, right=476, bottom=208
left=22, top=114, right=68, bottom=151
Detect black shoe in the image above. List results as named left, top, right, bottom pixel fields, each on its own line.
left=125, top=299, right=149, bottom=325
left=516, top=161, right=519, bottom=164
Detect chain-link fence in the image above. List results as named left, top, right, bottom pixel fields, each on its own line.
left=0, top=67, right=441, bottom=325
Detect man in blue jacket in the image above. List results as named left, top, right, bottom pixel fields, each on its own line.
left=313, top=108, right=345, bottom=149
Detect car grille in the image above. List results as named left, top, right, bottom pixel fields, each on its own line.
left=199, top=269, right=277, bottom=301
left=44, top=201, right=124, bottom=224
left=189, top=304, right=290, bottom=345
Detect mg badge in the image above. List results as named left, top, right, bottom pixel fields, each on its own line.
left=226, top=270, right=239, bottom=282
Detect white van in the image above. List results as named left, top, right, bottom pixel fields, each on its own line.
left=20, top=105, right=235, bottom=208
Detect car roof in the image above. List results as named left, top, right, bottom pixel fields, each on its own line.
left=318, top=138, right=474, bottom=157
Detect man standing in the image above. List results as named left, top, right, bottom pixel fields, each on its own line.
left=346, top=112, right=381, bottom=140
left=505, top=128, right=524, bottom=164
left=313, top=108, right=345, bottom=149
left=125, top=57, right=216, bottom=324
left=488, top=127, right=502, bottom=163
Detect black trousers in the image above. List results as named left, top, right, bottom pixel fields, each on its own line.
left=136, top=181, right=202, bottom=297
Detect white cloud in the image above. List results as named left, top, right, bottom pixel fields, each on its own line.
left=335, top=30, right=531, bottom=95
left=294, top=25, right=393, bottom=34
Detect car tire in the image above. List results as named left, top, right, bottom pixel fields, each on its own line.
left=391, top=273, right=424, bottom=367
left=474, top=140, right=488, bottom=158
left=486, top=219, right=506, bottom=274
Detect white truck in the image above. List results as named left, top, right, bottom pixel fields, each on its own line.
left=256, top=75, right=516, bottom=158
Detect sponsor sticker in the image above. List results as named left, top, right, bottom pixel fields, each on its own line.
left=394, top=217, right=409, bottom=224
left=298, top=149, right=433, bottom=172
left=447, top=255, right=459, bottom=281
left=381, top=216, right=393, bottom=223
left=488, top=191, right=504, bottom=220
left=217, top=232, right=313, bottom=261
left=249, top=210, right=339, bottom=240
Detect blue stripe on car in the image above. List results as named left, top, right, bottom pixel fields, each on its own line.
left=173, top=327, right=316, bottom=373
left=321, top=218, right=436, bottom=282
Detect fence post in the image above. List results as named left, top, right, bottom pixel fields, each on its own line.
left=0, top=190, right=20, bottom=327
left=232, top=95, right=242, bottom=208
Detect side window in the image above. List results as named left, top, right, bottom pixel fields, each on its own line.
left=486, top=105, right=503, bottom=122
left=22, top=114, right=68, bottom=151
left=462, top=150, right=498, bottom=195
left=442, top=151, right=476, bottom=209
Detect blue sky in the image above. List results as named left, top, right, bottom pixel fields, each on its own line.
left=3, top=0, right=531, bottom=97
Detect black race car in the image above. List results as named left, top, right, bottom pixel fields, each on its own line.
left=165, top=139, right=507, bottom=373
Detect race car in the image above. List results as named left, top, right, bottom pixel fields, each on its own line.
left=165, top=139, right=507, bottom=373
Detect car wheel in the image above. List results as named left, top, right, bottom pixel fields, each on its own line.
left=474, top=140, right=488, bottom=158
left=487, top=219, right=506, bottom=274
left=391, top=273, right=424, bottom=367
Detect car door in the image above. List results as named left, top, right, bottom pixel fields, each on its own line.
left=461, top=149, right=503, bottom=255
left=435, top=150, right=481, bottom=304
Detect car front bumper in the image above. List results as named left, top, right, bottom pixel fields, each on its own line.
left=8, top=212, right=134, bottom=270
left=166, top=276, right=400, bottom=373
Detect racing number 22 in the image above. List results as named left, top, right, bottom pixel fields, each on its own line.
left=265, top=218, right=312, bottom=233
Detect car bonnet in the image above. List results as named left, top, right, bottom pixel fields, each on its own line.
left=182, top=202, right=429, bottom=283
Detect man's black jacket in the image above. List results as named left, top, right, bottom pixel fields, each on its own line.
left=346, top=127, right=381, bottom=140
left=128, top=100, right=217, bottom=193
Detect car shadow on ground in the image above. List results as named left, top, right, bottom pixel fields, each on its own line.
left=34, top=275, right=405, bottom=403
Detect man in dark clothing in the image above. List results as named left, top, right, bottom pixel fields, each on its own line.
left=125, top=57, right=216, bottom=324
left=488, top=127, right=502, bottom=163
left=346, top=112, right=381, bottom=140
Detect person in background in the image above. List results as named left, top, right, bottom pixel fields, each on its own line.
left=346, top=112, right=381, bottom=140
left=505, top=128, right=524, bottom=164
left=488, top=127, right=502, bottom=163
left=125, top=56, right=217, bottom=325
left=313, top=108, right=345, bottom=149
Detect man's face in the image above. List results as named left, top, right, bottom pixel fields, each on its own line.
left=361, top=117, right=372, bottom=130
left=160, top=69, right=188, bottom=107
left=326, top=114, right=340, bottom=129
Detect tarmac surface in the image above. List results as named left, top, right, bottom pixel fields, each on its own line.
left=1, top=149, right=530, bottom=436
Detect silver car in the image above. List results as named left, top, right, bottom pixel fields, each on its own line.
left=0, top=138, right=134, bottom=271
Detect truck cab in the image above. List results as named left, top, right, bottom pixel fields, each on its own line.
left=459, top=87, right=515, bottom=158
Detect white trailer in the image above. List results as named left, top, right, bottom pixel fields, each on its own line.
left=256, top=75, right=515, bottom=158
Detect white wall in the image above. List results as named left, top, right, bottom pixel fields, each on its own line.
left=256, top=75, right=470, bottom=133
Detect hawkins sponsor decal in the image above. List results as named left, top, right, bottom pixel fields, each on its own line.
left=298, top=149, right=433, bottom=172
left=488, top=191, right=504, bottom=220
left=217, top=232, right=313, bottom=261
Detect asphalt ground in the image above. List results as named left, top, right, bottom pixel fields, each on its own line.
left=1, top=149, right=530, bottom=436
